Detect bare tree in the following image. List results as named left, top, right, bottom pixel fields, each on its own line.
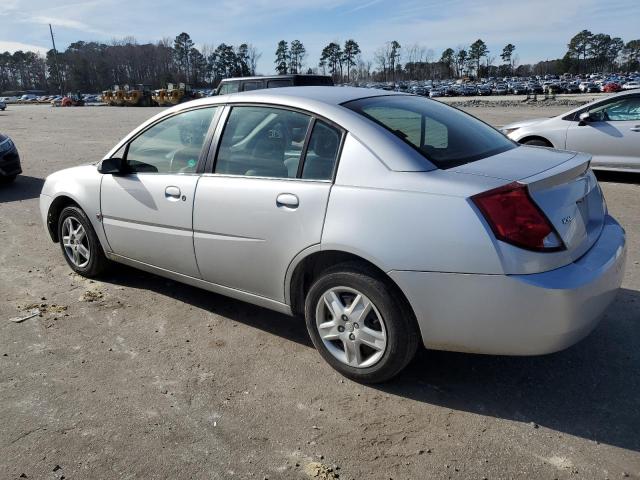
left=374, top=45, right=389, bottom=81
left=246, top=44, right=261, bottom=75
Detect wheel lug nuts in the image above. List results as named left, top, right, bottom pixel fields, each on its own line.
left=341, top=314, right=348, bottom=321
left=338, top=326, right=345, bottom=333
left=349, top=334, right=355, bottom=341
left=353, top=323, right=359, bottom=329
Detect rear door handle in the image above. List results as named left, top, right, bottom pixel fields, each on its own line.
left=276, top=193, right=299, bottom=209
left=630, top=126, right=640, bottom=132
left=165, top=185, right=181, bottom=200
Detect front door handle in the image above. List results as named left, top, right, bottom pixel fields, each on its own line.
left=165, top=185, right=181, bottom=200
left=630, top=126, right=640, bottom=132
left=276, top=193, right=299, bottom=209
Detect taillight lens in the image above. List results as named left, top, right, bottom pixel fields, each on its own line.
left=472, top=182, right=564, bottom=252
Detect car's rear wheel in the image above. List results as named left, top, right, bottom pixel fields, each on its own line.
left=58, top=205, right=108, bottom=277
left=304, top=264, right=419, bottom=383
left=523, top=138, right=551, bottom=147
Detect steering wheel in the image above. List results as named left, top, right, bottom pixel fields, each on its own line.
left=169, top=148, right=199, bottom=173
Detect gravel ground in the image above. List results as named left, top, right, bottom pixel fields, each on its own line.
left=1, top=104, right=639, bottom=480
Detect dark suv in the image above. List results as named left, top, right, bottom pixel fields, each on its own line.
left=215, top=75, right=334, bottom=95
left=0, top=133, right=21, bottom=183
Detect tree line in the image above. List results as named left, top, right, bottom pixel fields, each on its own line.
left=1, top=30, right=639, bottom=94
left=1, top=32, right=261, bottom=94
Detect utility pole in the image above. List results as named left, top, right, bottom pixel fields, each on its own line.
left=49, top=24, right=63, bottom=95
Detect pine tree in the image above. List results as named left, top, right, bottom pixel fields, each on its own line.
left=343, top=39, right=361, bottom=82
left=289, top=40, right=306, bottom=74
left=275, top=40, right=289, bottom=75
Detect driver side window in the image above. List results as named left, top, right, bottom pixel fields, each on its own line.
left=589, top=97, right=640, bottom=122
left=126, top=107, right=217, bottom=174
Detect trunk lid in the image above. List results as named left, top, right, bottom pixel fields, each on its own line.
left=452, top=145, right=578, bottom=181
left=523, top=152, right=605, bottom=262
left=456, top=145, right=606, bottom=271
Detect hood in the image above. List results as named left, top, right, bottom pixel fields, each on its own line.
left=501, top=117, right=551, bottom=131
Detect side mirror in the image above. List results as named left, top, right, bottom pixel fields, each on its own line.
left=578, top=112, right=592, bottom=126
left=98, top=157, right=125, bottom=174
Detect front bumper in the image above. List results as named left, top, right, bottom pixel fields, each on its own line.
left=39, top=193, right=56, bottom=240
left=390, top=215, right=627, bottom=355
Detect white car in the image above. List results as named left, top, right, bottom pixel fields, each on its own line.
left=502, top=90, right=640, bottom=172
left=622, top=81, right=640, bottom=90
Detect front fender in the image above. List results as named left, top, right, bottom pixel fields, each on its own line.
left=40, top=165, right=109, bottom=251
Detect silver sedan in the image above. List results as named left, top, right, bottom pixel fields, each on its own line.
left=39, top=87, right=626, bottom=383
left=502, top=90, right=640, bottom=172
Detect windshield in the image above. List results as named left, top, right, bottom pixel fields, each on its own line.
left=344, top=95, right=515, bottom=169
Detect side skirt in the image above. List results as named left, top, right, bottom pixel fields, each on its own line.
left=105, top=252, right=294, bottom=316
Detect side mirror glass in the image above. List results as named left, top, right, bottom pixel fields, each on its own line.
left=578, top=112, right=592, bottom=125
left=98, top=157, right=125, bottom=174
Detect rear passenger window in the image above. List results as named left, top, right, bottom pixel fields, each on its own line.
left=267, top=79, right=293, bottom=88
left=302, top=121, right=341, bottom=180
left=215, top=106, right=311, bottom=178
left=243, top=81, right=262, bottom=92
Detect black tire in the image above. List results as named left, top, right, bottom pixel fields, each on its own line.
left=57, top=205, right=109, bottom=277
left=0, top=174, right=17, bottom=184
left=304, top=263, right=420, bottom=383
left=523, top=138, right=551, bottom=147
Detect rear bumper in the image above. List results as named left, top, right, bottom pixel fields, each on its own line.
left=390, top=215, right=627, bottom=355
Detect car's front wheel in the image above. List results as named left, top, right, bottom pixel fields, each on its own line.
left=58, top=205, right=108, bottom=277
left=304, top=264, right=419, bottom=383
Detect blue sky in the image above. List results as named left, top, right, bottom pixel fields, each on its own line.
left=1, top=0, right=639, bottom=73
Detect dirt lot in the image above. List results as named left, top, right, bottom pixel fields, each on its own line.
left=1, top=104, right=639, bottom=480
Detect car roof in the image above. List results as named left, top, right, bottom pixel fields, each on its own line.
left=219, top=74, right=330, bottom=82
left=216, top=86, right=405, bottom=106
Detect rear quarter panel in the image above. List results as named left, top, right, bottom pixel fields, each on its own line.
left=321, top=135, right=505, bottom=274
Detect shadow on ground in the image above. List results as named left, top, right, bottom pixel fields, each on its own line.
left=103, top=264, right=314, bottom=347
left=102, top=265, right=640, bottom=452
left=0, top=175, right=44, bottom=203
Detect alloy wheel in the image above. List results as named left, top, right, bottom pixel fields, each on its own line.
left=62, top=217, right=90, bottom=268
left=315, top=286, right=388, bottom=368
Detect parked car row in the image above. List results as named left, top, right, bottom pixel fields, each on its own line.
left=0, top=93, right=105, bottom=105
left=350, top=73, right=640, bottom=99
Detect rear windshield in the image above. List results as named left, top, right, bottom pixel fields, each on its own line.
left=344, top=95, right=515, bottom=169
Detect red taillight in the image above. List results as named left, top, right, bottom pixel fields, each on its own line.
left=472, top=182, right=564, bottom=252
